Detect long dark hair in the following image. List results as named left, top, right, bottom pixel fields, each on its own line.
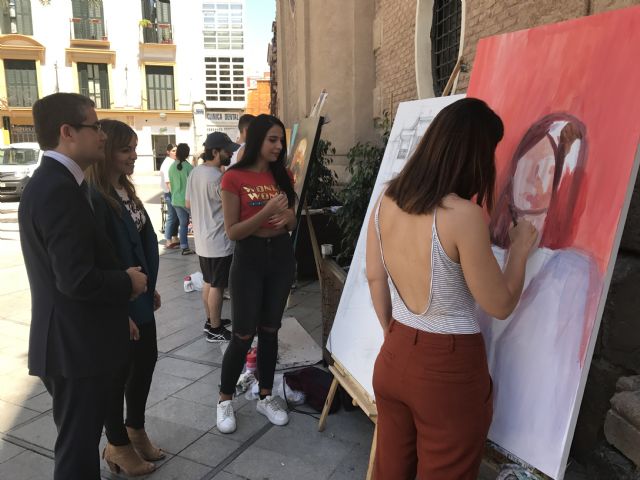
left=230, top=114, right=295, bottom=207
left=85, top=119, right=142, bottom=214
left=176, top=143, right=190, bottom=170
left=386, top=97, right=504, bottom=214
left=490, top=113, right=587, bottom=249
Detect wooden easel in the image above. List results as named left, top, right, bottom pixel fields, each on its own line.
left=442, top=57, right=463, bottom=96
left=303, top=201, right=323, bottom=288
left=303, top=176, right=379, bottom=478
left=318, top=357, right=378, bottom=480
left=298, top=88, right=382, bottom=478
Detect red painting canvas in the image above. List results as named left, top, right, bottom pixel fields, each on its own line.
left=467, top=6, right=640, bottom=478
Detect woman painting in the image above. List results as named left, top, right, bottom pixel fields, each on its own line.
left=366, top=98, right=538, bottom=479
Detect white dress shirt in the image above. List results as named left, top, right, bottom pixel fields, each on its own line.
left=44, top=150, right=84, bottom=186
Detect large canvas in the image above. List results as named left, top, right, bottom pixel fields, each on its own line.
left=326, top=95, right=464, bottom=396
left=466, top=7, right=640, bottom=478
left=286, top=116, right=322, bottom=217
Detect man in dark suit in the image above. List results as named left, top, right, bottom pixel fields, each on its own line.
left=18, top=93, right=148, bottom=480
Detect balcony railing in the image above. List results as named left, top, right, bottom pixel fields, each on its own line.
left=80, top=87, right=110, bottom=109
left=140, top=22, right=173, bottom=44
left=69, top=17, right=108, bottom=41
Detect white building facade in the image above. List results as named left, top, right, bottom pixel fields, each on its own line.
left=0, top=0, right=247, bottom=171
left=202, top=0, right=247, bottom=140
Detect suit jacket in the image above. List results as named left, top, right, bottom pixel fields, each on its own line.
left=91, top=187, right=159, bottom=326
left=18, top=156, right=132, bottom=378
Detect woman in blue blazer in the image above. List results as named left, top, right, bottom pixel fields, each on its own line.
left=87, top=120, right=162, bottom=476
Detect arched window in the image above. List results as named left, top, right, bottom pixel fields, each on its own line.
left=430, top=0, right=462, bottom=96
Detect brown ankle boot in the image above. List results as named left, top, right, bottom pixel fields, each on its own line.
left=126, top=426, right=166, bottom=461
left=102, top=442, right=155, bottom=476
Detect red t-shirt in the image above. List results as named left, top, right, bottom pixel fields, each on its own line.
left=220, top=168, right=294, bottom=229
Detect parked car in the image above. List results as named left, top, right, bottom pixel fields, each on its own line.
left=0, top=143, right=42, bottom=201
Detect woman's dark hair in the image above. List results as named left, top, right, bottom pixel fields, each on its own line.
left=386, top=97, right=504, bottom=214
left=490, top=113, right=587, bottom=249
left=230, top=114, right=295, bottom=207
left=166, top=143, right=175, bottom=153
left=176, top=143, right=190, bottom=170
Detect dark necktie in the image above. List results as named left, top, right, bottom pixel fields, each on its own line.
left=80, top=180, right=94, bottom=212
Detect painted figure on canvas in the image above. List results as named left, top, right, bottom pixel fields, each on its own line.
left=477, top=113, right=602, bottom=467
left=290, top=137, right=307, bottom=185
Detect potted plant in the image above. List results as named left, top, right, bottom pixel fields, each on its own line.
left=336, top=112, right=390, bottom=266
left=306, top=139, right=339, bottom=209
left=294, top=139, right=341, bottom=279
left=139, top=19, right=152, bottom=28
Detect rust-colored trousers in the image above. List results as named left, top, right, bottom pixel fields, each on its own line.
left=372, top=320, right=493, bottom=480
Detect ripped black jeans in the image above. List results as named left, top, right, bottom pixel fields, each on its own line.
left=219, top=234, right=295, bottom=395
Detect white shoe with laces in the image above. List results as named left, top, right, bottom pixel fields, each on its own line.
left=256, top=395, right=289, bottom=426
left=216, top=400, right=236, bottom=434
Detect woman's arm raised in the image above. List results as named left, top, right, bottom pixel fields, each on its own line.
left=454, top=202, right=538, bottom=319
left=222, top=191, right=289, bottom=241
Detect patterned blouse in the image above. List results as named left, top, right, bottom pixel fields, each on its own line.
left=115, top=187, right=146, bottom=232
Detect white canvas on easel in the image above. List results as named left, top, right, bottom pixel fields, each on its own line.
left=326, top=94, right=465, bottom=397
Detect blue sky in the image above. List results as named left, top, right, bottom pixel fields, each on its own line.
left=244, top=0, right=276, bottom=76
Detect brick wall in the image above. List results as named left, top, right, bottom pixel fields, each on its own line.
left=457, top=0, right=639, bottom=92
left=592, top=0, right=640, bottom=13
left=245, top=79, right=271, bottom=116
left=375, top=0, right=418, bottom=118
left=372, top=0, right=640, bottom=114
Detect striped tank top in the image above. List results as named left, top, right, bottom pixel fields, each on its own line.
left=374, top=196, right=480, bottom=334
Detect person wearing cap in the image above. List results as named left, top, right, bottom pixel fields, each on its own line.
left=186, top=132, right=239, bottom=342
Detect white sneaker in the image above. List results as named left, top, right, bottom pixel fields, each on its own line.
left=256, top=395, right=289, bottom=426
left=216, top=400, right=236, bottom=433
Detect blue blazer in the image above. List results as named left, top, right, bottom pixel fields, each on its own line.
left=20, top=158, right=131, bottom=378
left=91, top=187, right=160, bottom=326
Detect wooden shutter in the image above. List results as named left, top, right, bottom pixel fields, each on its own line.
left=15, top=0, right=33, bottom=35
left=5, top=60, right=37, bottom=107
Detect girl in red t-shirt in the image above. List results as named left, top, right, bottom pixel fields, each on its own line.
left=217, top=114, right=296, bottom=433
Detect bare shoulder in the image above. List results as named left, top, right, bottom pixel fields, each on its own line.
left=440, top=195, right=484, bottom=222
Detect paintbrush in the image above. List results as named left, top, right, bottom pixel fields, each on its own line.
left=509, top=204, right=518, bottom=226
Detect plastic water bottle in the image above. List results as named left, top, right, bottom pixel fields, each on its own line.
left=183, top=275, right=194, bottom=292
left=245, top=348, right=257, bottom=374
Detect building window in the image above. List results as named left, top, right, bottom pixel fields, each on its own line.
left=141, top=0, right=172, bottom=44
left=78, top=63, right=110, bottom=109
left=204, top=56, right=245, bottom=102
left=146, top=65, right=175, bottom=110
left=430, top=0, right=462, bottom=96
left=5, top=60, right=38, bottom=107
left=203, top=1, right=244, bottom=50
left=10, top=125, right=37, bottom=143
left=71, top=0, right=105, bottom=40
left=1, top=0, right=32, bottom=35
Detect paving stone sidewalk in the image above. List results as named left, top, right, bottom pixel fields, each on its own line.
left=0, top=185, right=376, bottom=480
left=0, top=178, right=584, bottom=480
